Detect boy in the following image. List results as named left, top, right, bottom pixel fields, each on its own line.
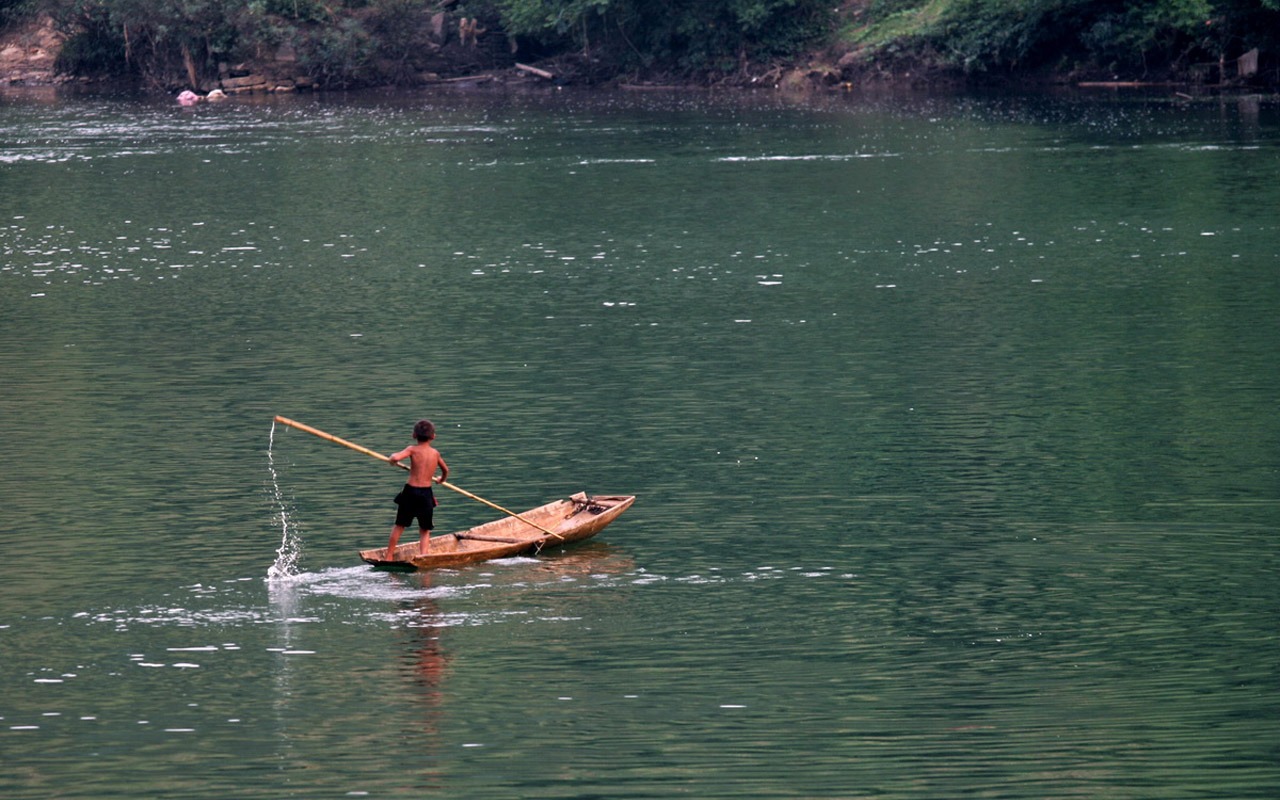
left=386, top=419, right=449, bottom=559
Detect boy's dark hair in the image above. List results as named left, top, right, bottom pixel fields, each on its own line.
left=412, top=419, right=436, bottom=442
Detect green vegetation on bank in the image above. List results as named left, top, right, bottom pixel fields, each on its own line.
left=845, top=0, right=1280, bottom=81
left=2, top=0, right=1278, bottom=89
left=1, top=0, right=33, bottom=27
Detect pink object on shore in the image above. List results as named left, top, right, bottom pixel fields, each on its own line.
left=177, top=90, right=201, bottom=106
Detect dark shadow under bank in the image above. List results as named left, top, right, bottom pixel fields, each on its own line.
left=4, top=72, right=1278, bottom=116
left=7, top=67, right=1279, bottom=110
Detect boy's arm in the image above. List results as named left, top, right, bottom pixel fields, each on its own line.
left=388, top=446, right=412, bottom=466
left=435, top=455, right=449, bottom=483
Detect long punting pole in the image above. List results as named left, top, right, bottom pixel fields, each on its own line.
left=272, top=415, right=563, bottom=540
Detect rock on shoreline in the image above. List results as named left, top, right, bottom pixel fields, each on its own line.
left=0, top=16, right=63, bottom=86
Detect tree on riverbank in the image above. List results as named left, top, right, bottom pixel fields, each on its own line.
left=2, top=0, right=1278, bottom=89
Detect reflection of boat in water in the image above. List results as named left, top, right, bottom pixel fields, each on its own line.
left=360, top=493, right=636, bottom=571
left=514, top=542, right=636, bottom=577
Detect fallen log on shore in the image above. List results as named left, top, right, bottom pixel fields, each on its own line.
left=515, top=63, right=555, bottom=80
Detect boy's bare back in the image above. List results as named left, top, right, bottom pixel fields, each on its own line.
left=390, top=441, right=448, bottom=487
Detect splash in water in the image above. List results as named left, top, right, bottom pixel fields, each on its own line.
left=266, top=419, right=303, bottom=581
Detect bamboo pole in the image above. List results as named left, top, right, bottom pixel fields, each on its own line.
left=272, top=415, right=563, bottom=540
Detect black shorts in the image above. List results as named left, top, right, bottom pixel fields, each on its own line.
left=394, top=484, right=436, bottom=530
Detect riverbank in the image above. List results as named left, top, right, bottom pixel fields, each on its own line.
left=4, top=12, right=1277, bottom=98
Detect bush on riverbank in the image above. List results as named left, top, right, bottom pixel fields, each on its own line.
left=466, top=0, right=834, bottom=73
left=842, top=0, right=1280, bottom=85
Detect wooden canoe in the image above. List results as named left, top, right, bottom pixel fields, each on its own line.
left=359, top=492, right=635, bottom=571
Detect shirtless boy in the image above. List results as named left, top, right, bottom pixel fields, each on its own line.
left=386, top=419, right=449, bottom=559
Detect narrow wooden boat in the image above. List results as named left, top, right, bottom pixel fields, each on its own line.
left=359, top=492, right=635, bottom=571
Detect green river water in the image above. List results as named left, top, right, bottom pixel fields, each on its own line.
left=1, top=86, right=1278, bottom=798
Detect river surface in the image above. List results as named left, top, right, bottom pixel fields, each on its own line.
left=1, top=85, right=1278, bottom=798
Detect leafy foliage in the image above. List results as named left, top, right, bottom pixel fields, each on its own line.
left=40, top=0, right=445, bottom=87
left=468, top=0, right=834, bottom=72
left=1, top=0, right=36, bottom=28
left=853, top=0, right=1280, bottom=78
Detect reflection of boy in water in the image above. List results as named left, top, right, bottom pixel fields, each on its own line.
left=386, top=419, right=449, bottom=559
left=409, top=584, right=449, bottom=737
